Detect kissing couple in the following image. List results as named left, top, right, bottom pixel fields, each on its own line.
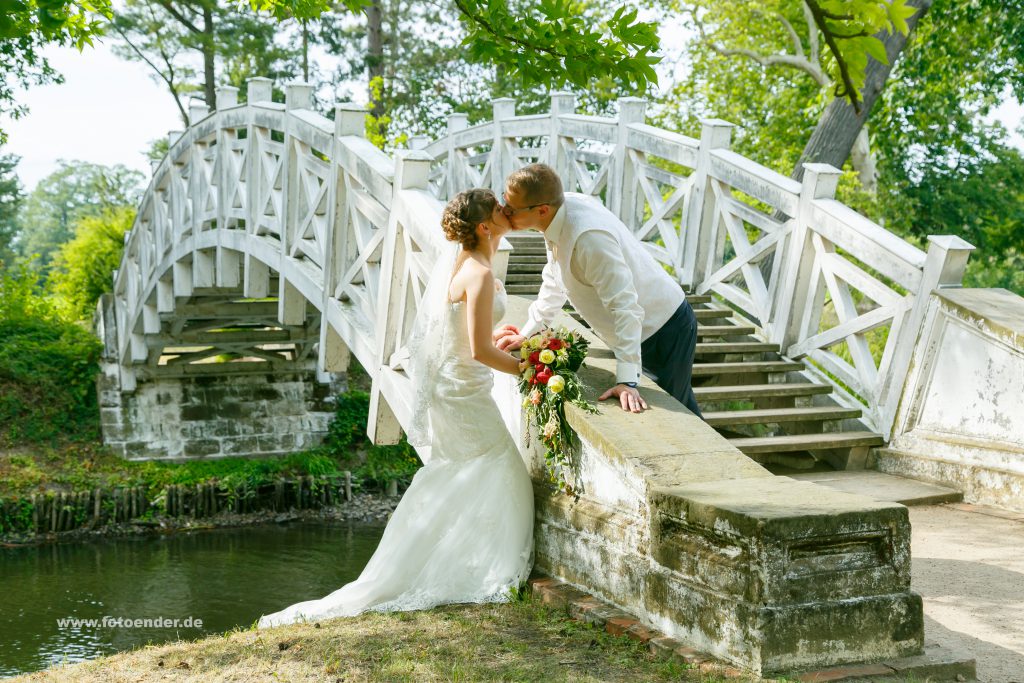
left=257, top=162, right=700, bottom=627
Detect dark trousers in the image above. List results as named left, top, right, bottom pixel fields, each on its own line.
left=641, top=300, right=703, bottom=418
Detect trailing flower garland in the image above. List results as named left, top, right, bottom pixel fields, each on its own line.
left=517, top=327, right=598, bottom=496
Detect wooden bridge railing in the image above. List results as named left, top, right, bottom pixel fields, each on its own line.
left=111, top=79, right=973, bottom=444
left=416, top=95, right=974, bottom=437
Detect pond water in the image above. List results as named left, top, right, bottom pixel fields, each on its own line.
left=0, top=521, right=384, bottom=678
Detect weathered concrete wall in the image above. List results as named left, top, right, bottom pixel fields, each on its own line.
left=96, top=361, right=342, bottom=461
left=495, top=298, right=923, bottom=675
left=878, top=288, right=1024, bottom=512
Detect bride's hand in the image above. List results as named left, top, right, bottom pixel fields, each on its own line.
left=492, top=324, right=519, bottom=343
left=496, top=333, right=526, bottom=352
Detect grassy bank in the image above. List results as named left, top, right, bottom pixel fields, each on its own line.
left=0, top=390, right=422, bottom=541
left=9, top=596, right=753, bottom=683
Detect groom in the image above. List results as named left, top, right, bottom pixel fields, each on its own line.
left=493, top=163, right=702, bottom=417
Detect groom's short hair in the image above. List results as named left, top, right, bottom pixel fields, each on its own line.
left=507, top=164, right=564, bottom=207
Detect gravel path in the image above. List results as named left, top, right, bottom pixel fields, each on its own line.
left=910, top=504, right=1024, bottom=683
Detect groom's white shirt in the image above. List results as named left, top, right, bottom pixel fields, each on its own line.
left=520, top=193, right=685, bottom=385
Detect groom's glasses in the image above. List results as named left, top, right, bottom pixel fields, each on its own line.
left=500, top=194, right=546, bottom=217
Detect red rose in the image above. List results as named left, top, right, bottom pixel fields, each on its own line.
left=535, top=363, right=545, bottom=373
left=548, top=339, right=563, bottom=350
left=536, top=368, right=552, bottom=385
left=529, top=351, right=540, bottom=364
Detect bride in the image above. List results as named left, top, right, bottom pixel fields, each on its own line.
left=258, top=189, right=534, bottom=627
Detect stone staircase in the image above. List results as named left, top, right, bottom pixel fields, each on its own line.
left=504, top=233, right=885, bottom=472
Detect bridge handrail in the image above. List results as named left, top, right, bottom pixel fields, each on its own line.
left=416, top=96, right=973, bottom=437
left=111, top=78, right=974, bottom=442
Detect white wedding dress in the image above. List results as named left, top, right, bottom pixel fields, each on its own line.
left=258, top=280, right=534, bottom=627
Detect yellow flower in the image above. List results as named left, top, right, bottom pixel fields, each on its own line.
left=538, top=349, right=555, bottom=364
left=548, top=375, right=565, bottom=394
left=520, top=347, right=531, bottom=360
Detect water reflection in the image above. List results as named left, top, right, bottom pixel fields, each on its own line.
left=0, top=521, right=384, bottom=678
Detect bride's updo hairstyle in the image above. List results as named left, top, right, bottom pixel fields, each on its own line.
left=442, top=188, right=497, bottom=250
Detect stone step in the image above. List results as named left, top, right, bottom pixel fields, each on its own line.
left=695, top=341, right=780, bottom=354
left=506, top=263, right=546, bottom=274
left=506, top=234, right=545, bottom=244
left=694, top=382, right=833, bottom=401
left=730, top=431, right=885, bottom=454
left=703, top=406, right=863, bottom=427
left=508, top=255, right=548, bottom=265
left=685, top=294, right=712, bottom=305
left=509, top=248, right=548, bottom=256
left=506, top=284, right=541, bottom=296
left=504, top=273, right=542, bottom=285
left=694, top=308, right=733, bottom=321
left=692, top=360, right=803, bottom=376
left=696, top=325, right=757, bottom=337
left=785, top=470, right=963, bottom=506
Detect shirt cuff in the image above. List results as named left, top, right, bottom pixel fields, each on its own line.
left=615, top=362, right=642, bottom=385
left=520, top=319, right=543, bottom=340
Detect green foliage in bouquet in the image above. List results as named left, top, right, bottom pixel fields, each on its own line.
left=516, top=327, right=597, bottom=497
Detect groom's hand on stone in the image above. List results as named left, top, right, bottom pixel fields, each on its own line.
left=598, top=384, right=648, bottom=413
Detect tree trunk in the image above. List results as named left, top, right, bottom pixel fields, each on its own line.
left=302, top=19, right=309, bottom=81
left=366, top=0, right=384, bottom=119
left=202, top=2, right=216, bottom=110
left=791, top=0, right=932, bottom=182
left=850, top=126, right=878, bottom=194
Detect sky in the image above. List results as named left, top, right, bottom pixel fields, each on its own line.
left=2, top=36, right=1023, bottom=192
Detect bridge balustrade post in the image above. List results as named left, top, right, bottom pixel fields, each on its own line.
left=216, top=85, right=241, bottom=288
left=407, top=135, right=429, bottom=150
left=189, top=101, right=210, bottom=122
left=610, top=97, right=646, bottom=232
left=445, top=113, right=469, bottom=200
left=246, top=77, right=273, bottom=104
left=684, top=119, right=733, bottom=288
left=242, top=78, right=273, bottom=298
left=491, top=98, right=516, bottom=195
left=277, top=81, right=315, bottom=327
left=772, top=163, right=840, bottom=350
left=548, top=92, right=575, bottom=186
left=215, top=85, right=239, bottom=110
left=875, top=235, right=974, bottom=438
left=368, top=150, right=433, bottom=445
left=317, top=102, right=365, bottom=380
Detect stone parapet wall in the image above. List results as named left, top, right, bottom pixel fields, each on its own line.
left=494, top=298, right=923, bottom=675
left=97, top=358, right=342, bottom=461
left=880, top=288, right=1024, bottom=512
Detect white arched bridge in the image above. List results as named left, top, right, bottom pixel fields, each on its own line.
left=94, top=77, right=1024, bottom=675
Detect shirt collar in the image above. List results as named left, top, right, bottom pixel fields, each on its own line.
left=544, top=202, right=567, bottom=245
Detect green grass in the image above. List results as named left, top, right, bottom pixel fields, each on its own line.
left=8, top=595, right=747, bottom=683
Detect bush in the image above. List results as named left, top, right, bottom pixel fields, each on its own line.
left=48, top=206, right=133, bottom=320
left=0, top=264, right=102, bottom=444
left=316, top=390, right=422, bottom=490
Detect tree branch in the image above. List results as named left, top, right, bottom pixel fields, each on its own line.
left=110, top=21, right=189, bottom=125
left=776, top=13, right=804, bottom=60
left=156, top=0, right=203, bottom=35
left=802, top=1, right=820, bottom=66
left=450, top=0, right=564, bottom=59
left=804, top=0, right=861, bottom=112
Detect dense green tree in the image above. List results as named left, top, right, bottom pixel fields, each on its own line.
left=0, top=151, right=23, bottom=266
left=47, top=206, right=134, bottom=319
left=15, top=161, right=144, bottom=273
left=0, top=0, right=112, bottom=143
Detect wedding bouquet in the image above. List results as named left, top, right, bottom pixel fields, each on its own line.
left=517, top=327, right=598, bottom=497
